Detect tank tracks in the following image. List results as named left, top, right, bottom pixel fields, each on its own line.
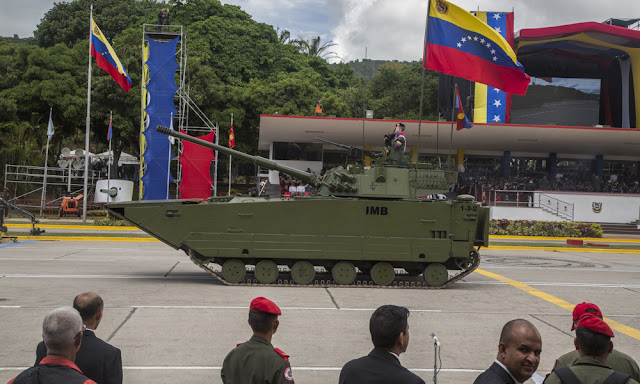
left=187, top=252, right=481, bottom=289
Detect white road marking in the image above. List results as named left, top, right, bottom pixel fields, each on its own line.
left=1, top=274, right=211, bottom=280
left=133, top=305, right=442, bottom=312
left=3, top=274, right=640, bottom=289
left=0, top=366, right=484, bottom=373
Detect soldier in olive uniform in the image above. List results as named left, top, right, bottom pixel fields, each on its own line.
left=221, top=297, right=294, bottom=384
left=551, top=302, right=640, bottom=381
left=385, top=123, right=407, bottom=166
left=544, top=313, right=640, bottom=384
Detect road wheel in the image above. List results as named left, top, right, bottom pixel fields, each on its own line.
left=423, top=263, right=448, bottom=287
left=370, top=262, right=395, bottom=286
left=222, top=259, right=246, bottom=283
left=331, top=261, right=356, bottom=285
left=291, top=261, right=315, bottom=285
left=254, top=260, right=278, bottom=284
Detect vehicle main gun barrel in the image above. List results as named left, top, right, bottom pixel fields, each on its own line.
left=156, top=125, right=317, bottom=184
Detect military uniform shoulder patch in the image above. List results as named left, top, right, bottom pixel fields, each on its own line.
left=274, top=347, right=289, bottom=361
left=284, top=367, right=294, bottom=382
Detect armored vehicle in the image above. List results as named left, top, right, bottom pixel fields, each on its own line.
left=106, top=126, right=489, bottom=288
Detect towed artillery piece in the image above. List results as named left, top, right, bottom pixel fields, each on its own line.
left=106, top=126, right=489, bottom=288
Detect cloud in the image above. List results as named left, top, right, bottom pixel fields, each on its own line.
left=0, top=0, right=56, bottom=38
left=330, top=0, right=640, bottom=62
left=332, top=0, right=427, bottom=62
left=3, top=0, right=638, bottom=65
left=224, top=0, right=331, bottom=41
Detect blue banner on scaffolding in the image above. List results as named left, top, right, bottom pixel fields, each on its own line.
left=141, top=37, right=179, bottom=200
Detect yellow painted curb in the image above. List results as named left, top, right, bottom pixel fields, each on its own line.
left=16, top=236, right=158, bottom=242
left=7, top=224, right=139, bottom=231
left=10, top=237, right=640, bottom=252
left=486, top=246, right=640, bottom=254
left=475, top=269, right=640, bottom=342
left=490, top=235, right=640, bottom=243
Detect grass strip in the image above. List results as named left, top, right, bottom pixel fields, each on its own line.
left=488, top=241, right=640, bottom=250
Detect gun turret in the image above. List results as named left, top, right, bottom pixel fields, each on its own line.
left=157, top=125, right=456, bottom=199
left=314, top=137, right=375, bottom=160
left=156, top=125, right=318, bottom=185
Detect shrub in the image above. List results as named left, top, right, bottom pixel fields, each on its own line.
left=489, top=220, right=602, bottom=238
left=94, top=217, right=130, bottom=227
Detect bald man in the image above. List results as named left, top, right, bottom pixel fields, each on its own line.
left=474, top=319, right=542, bottom=384
left=36, top=293, right=122, bottom=384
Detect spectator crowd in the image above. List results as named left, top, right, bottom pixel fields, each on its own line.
left=8, top=294, right=639, bottom=384
left=454, top=166, right=640, bottom=205
left=279, top=173, right=316, bottom=197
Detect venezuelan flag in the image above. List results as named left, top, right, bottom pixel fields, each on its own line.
left=473, top=11, right=513, bottom=123
left=90, top=20, right=132, bottom=92
left=423, top=0, right=529, bottom=96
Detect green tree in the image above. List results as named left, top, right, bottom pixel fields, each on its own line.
left=294, top=36, right=339, bottom=60
left=35, top=0, right=160, bottom=47
left=0, top=121, right=45, bottom=167
left=367, top=61, right=438, bottom=120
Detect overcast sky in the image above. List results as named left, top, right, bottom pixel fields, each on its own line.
left=2, top=0, right=638, bottom=62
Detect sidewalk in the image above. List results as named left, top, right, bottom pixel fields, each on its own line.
left=3, top=217, right=142, bottom=235
left=5, top=217, right=96, bottom=225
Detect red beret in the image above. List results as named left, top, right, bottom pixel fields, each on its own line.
left=250, top=297, right=281, bottom=315
left=572, top=302, right=602, bottom=330
left=577, top=313, right=614, bottom=337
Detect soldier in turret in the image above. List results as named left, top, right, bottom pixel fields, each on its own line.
left=384, top=123, right=407, bottom=166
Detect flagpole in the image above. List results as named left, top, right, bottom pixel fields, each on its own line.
left=166, top=112, right=173, bottom=199
left=448, top=83, right=457, bottom=171
left=228, top=113, right=232, bottom=196
left=82, top=5, right=93, bottom=223
left=417, top=0, right=431, bottom=168
left=213, top=123, right=219, bottom=197
left=40, top=107, right=52, bottom=216
left=107, top=111, right=112, bottom=202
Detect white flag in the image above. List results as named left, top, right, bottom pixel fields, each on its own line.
left=168, top=113, right=175, bottom=145
left=47, top=110, right=54, bottom=137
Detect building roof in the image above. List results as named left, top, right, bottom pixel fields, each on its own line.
left=258, top=115, right=640, bottom=160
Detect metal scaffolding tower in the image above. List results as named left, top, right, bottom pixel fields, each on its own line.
left=142, top=24, right=219, bottom=199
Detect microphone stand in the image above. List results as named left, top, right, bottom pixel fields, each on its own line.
left=431, top=333, right=440, bottom=384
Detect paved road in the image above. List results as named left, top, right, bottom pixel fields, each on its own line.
left=1, top=240, right=638, bottom=384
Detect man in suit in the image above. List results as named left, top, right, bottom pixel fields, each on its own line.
left=9, top=307, right=97, bottom=384
left=339, top=305, right=425, bottom=384
left=36, top=293, right=123, bottom=384
left=474, top=319, right=542, bottom=384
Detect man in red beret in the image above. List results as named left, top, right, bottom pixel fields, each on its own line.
left=551, top=302, right=639, bottom=381
left=544, top=314, right=640, bottom=384
left=221, top=297, right=294, bottom=384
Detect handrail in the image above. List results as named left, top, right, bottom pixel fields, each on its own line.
left=488, top=190, right=574, bottom=221
left=538, top=193, right=574, bottom=221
